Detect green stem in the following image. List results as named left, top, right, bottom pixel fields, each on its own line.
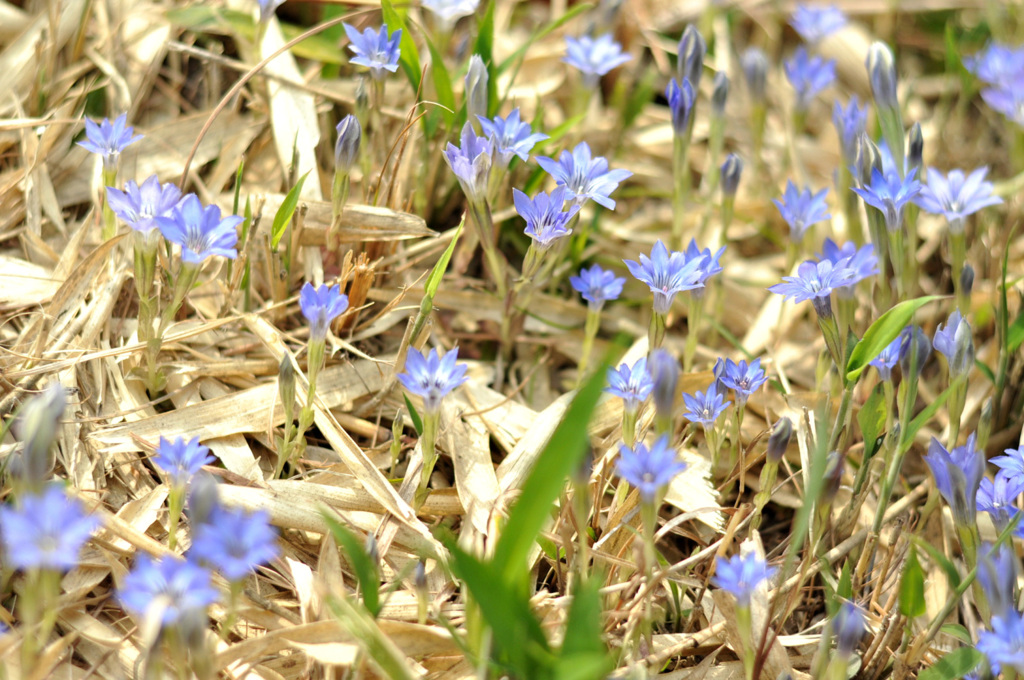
left=648, top=312, right=667, bottom=355
left=640, top=500, right=658, bottom=651
left=576, top=308, right=601, bottom=386
left=329, top=171, right=350, bottom=252
left=683, top=294, right=705, bottom=372
left=167, top=485, right=185, bottom=551
left=671, top=134, right=691, bottom=251
left=736, top=604, right=756, bottom=680
left=751, top=460, right=778, bottom=530
left=414, top=414, right=439, bottom=510
left=101, top=168, right=118, bottom=240
left=950, top=230, right=967, bottom=311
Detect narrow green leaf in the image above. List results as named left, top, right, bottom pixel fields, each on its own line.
left=380, top=0, right=421, bottom=92
left=917, top=646, right=982, bottom=680
left=899, top=546, right=926, bottom=618
left=425, top=220, right=463, bottom=298
left=271, top=171, right=309, bottom=249
left=424, top=35, right=456, bottom=128
left=904, top=383, right=951, bottom=445
left=560, top=578, right=607, bottom=660
left=938, top=624, right=973, bottom=645
left=320, top=510, right=381, bottom=617
left=837, top=559, right=853, bottom=602
left=845, top=296, right=943, bottom=383
left=232, top=158, right=245, bottom=216
left=403, top=394, right=423, bottom=436
left=472, top=0, right=497, bottom=114
left=1008, top=305, right=1024, bottom=352
left=911, top=535, right=961, bottom=590
left=857, top=384, right=887, bottom=459
left=551, top=654, right=613, bottom=680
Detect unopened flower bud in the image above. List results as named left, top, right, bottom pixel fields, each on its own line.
left=766, top=417, right=792, bottom=464
left=856, top=134, right=883, bottom=188
left=678, top=25, right=706, bottom=90
left=12, top=383, right=65, bottom=486
left=334, top=114, right=361, bottom=174
left=960, top=264, right=975, bottom=298
left=721, top=154, right=744, bottom=197
left=908, top=122, right=923, bottom=175
left=648, top=349, right=679, bottom=423
left=187, top=471, right=220, bottom=529
left=278, top=356, right=296, bottom=418
left=741, top=47, right=769, bottom=103
left=867, top=41, right=899, bottom=112
left=414, top=560, right=428, bottom=592
left=365, top=533, right=379, bottom=568
left=355, top=78, right=369, bottom=118
left=822, top=450, right=844, bottom=504
left=465, top=55, right=489, bottom=124
left=899, top=325, right=931, bottom=380
left=712, top=72, right=730, bottom=116
left=833, top=602, right=865, bottom=658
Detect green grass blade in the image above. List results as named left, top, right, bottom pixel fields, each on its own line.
left=271, top=171, right=309, bottom=249
left=320, top=509, right=381, bottom=617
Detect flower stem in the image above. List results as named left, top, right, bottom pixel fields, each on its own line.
left=671, top=135, right=691, bottom=251
left=329, top=171, right=350, bottom=252
left=683, top=294, right=705, bottom=372
left=648, top=312, right=667, bottom=355
left=414, top=414, right=439, bottom=510
left=950, top=230, right=967, bottom=311
left=576, top=308, right=601, bottom=387
left=167, top=485, right=185, bottom=550
left=101, top=168, right=118, bottom=241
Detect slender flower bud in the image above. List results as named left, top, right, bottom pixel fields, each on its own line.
left=414, top=560, right=428, bottom=592
left=712, top=72, right=729, bottom=116
left=465, top=55, right=489, bottom=124
left=822, top=451, right=844, bottom=504
left=677, top=25, right=706, bottom=90
left=11, top=383, right=66, bottom=487
left=648, top=349, right=679, bottom=424
left=334, top=115, right=361, bottom=174
left=934, top=310, right=975, bottom=378
left=364, top=533, right=379, bottom=569
left=908, top=122, right=923, bottom=175
left=666, top=78, right=696, bottom=138
left=961, top=264, right=975, bottom=298
left=856, top=135, right=883, bottom=188
left=721, top=154, right=743, bottom=197
left=867, top=41, right=899, bottom=112
left=767, top=417, right=792, bottom=464
left=977, top=543, right=1017, bottom=618
left=741, top=48, right=769, bottom=103
left=355, top=78, right=369, bottom=118
left=833, top=602, right=866, bottom=658
left=898, top=325, right=931, bottom=380
left=187, top=472, right=220, bottom=529
left=278, top=356, right=296, bottom=417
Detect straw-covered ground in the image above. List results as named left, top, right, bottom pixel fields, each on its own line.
left=1, top=0, right=1023, bottom=678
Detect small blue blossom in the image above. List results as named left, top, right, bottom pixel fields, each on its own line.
left=933, top=309, right=975, bottom=378
left=421, top=0, right=479, bottom=24
left=978, top=543, right=1017, bottom=619
left=982, top=85, right=1024, bottom=127
left=624, top=240, right=706, bottom=315
left=119, top=555, right=220, bottom=629
left=478, top=109, right=548, bottom=168
left=257, top=0, right=286, bottom=23
left=106, top=175, right=182, bottom=236
left=833, top=602, right=865, bottom=657
left=714, top=358, right=768, bottom=406
left=191, top=506, right=279, bottom=582
left=964, top=43, right=1024, bottom=86
left=683, top=240, right=725, bottom=288
left=443, top=122, right=493, bottom=204
left=783, top=47, right=836, bottom=111
left=682, top=381, right=731, bottom=430
left=790, top=4, right=847, bottom=43
left=869, top=331, right=907, bottom=381
left=343, top=23, right=402, bottom=79
left=832, top=97, right=868, bottom=164
left=712, top=552, right=777, bottom=607
left=916, top=167, right=1002, bottom=234
left=852, top=166, right=922, bottom=231
left=605, top=359, right=654, bottom=414
left=899, top=325, right=932, bottom=380
left=397, top=347, right=468, bottom=414
left=924, top=433, right=985, bottom=527
left=536, top=142, right=632, bottom=210
left=570, top=264, right=625, bottom=311
left=773, top=182, right=831, bottom=242
left=157, top=194, right=241, bottom=264
left=616, top=436, right=687, bottom=502
left=817, top=239, right=879, bottom=297
left=993, top=447, right=1024, bottom=488
left=0, top=484, right=99, bottom=572
left=666, top=78, right=696, bottom=138
left=563, top=34, right=631, bottom=88
left=152, top=436, right=215, bottom=488
left=78, top=113, right=143, bottom=172
left=768, top=260, right=855, bottom=318
left=513, top=186, right=580, bottom=248
left=977, top=476, right=1024, bottom=532
left=978, top=611, right=1024, bottom=675
left=300, top=282, right=350, bottom=341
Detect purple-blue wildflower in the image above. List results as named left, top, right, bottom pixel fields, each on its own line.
left=397, top=347, right=468, bottom=414
left=783, top=47, right=836, bottom=110
left=343, top=23, right=402, bottom=79
left=570, top=264, right=625, bottom=311
left=832, top=97, right=868, bottom=164
left=563, top=34, right=631, bottom=88
left=978, top=543, right=1017, bottom=619
left=978, top=611, right=1024, bottom=675
left=722, top=154, right=744, bottom=196
left=977, top=476, right=1024, bottom=532
left=624, top=240, right=706, bottom=315
left=712, top=552, right=777, bottom=607
left=867, top=42, right=899, bottom=111
left=682, top=381, right=731, bottom=430
left=300, top=282, right=350, bottom=341
left=157, top=194, right=241, bottom=264
left=915, top=167, right=1002, bottom=234
left=605, top=359, right=654, bottom=413
left=106, top=176, right=182, bottom=236
left=869, top=331, right=906, bottom=382
left=982, top=86, right=1024, bottom=126
left=119, top=555, right=220, bottom=628
left=421, top=0, right=479, bottom=24
left=478, top=109, right=548, bottom=168
left=78, top=114, right=143, bottom=171
left=536, top=142, right=632, bottom=210
left=992, top=446, right=1024, bottom=488
left=933, top=309, right=975, bottom=378
left=833, top=602, right=865, bottom=657
left=0, top=484, right=99, bottom=572
left=768, top=260, right=855, bottom=318
left=684, top=240, right=725, bottom=288
left=790, top=4, right=848, bottom=43
left=924, top=433, right=985, bottom=527
left=616, top=436, right=687, bottom=502
left=152, top=436, right=215, bottom=488
left=443, top=122, right=493, bottom=204
left=852, top=166, right=922, bottom=231
left=817, top=239, right=879, bottom=297
left=191, top=506, right=279, bottom=582
left=899, top=325, right=932, bottom=380
left=773, top=182, right=831, bottom=242
left=714, top=358, right=768, bottom=406
left=513, top=186, right=580, bottom=248
left=666, top=78, right=696, bottom=137
left=677, top=25, right=706, bottom=89
left=964, top=43, right=1024, bottom=86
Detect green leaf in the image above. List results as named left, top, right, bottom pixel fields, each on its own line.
left=837, top=559, right=853, bottom=601
left=320, top=510, right=381, bottom=617
left=380, top=0, right=421, bottom=93
left=472, top=0, right=497, bottom=114
left=560, top=578, right=607, bottom=661
left=857, top=383, right=887, bottom=459
left=845, top=296, right=943, bottom=384
left=974, top=358, right=996, bottom=384
left=939, top=623, right=973, bottom=645
left=550, top=654, right=613, bottom=680
left=911, top=535, right=961, bottom=590
left=403, top=394, right=423, bottom=436
left=904, top=383, right=952, bottom=445
left=425, top=219, right=463, bottom=298
left=423, top=35, right=456, bottom=128
left=916, top=646, right=982, bottom=680
left=271, top=171, right=309, bottom=249
left=1008, top=304, right=1024, bottom=352
left=899, top=546, right=926, bottom=618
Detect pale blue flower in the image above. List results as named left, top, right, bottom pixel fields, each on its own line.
left=443, top=122, right=493, bottom=204
left=570, top=264, right=625, bottom=310
left=300, top=282, right=349, bottom=341
left=105, top=175, right=182, bottom=235
left=616, top=436, right=687, bottom=502
left=784, top=47, right=836, bottom=110
left=916, top=167, right=1002, bottom=234
left=478, top=109, right=548, bottom=168
left=624, top=240, right=706, bottom=315
left=563, top=34, right=631, bottom=88
left=712, top=553, right=777, bottom=607
left=536, top=142, right=632, bottom=210
left=78, top=113, right=143, bottom=171
left=773, top=181, right=830, bottom=242
left=344, top=23, right=402, bottom=79
left=397, top=347, right=468, bottom=414
left=156, top=194, right=241, bottom=264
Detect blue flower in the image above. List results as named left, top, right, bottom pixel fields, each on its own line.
left=978, top=543, right=1018, bottom=619
left=964, top=43, right=1024, bottom=86
left=257, top=0, right=286, bottom=23
left=563, top=34, right=631, bottom=88
left=933, top=309, right=975, bottom=378
left=924, top=433, right=985, bottom=527
left=869, top=330, right=906, bottom=381
left=898, top=325, right=932, bottom=380
left=616, top=436, right=687, bottom=502
left=977, top=476, right=1024, bottom=533
left=714, top=357, right=768, bottom=406
left=817, top=239, right=879, bottom=297
left=916, top=167, right=1002, bottom=233
left=790, top=4, right=847, bottom=43
left=536, top=142, right=632, bottom=210
left=0, top=484, right=99, bottom=572
left=513, top=186, right=580, bottom=248
left=397, top=347, right=468, bottom=414
left=978, top=612, right=1024, bottom=675
left=683, top=240, right=725, bottom=287
left=78, top=114, right=143, bottom=171
left=783, top=47, right=836, bottom=110
left=624, top=240, right=706, bottom=315
left=570, top=264, right=625, bottom=311
left=682, top=381, right=731, bottom=430
left=832, top=97, right=868, bottom=164
left=421, top=0, right=479, bottom=24
left=119, top=555, right=220, bottom=628
left=768, top=260, right=855, bottom=318
left=867, top=42, right=899, bottom=111
left=300, top=282, right=350, bottom=341
left=992, top=446, right=1024, bottom=488
left=773, top=181, right=831, bottom=242
left=478, top=109, right=548, bottom=168
left=605, top=359, right=654, bottom=414
left=677, top=25, right=706, bottom=89
left=712, top=552, right=777, bottom=607
left=982, top=85, right=1024, bottom=126
left=852, top=166, right=922, bottom=231
left=157, top=194, right=241, bottom=264
left=343, top=23, right=401, bottom=79
left=191, top=506, right=279, bottom=582
left=666, top=78, right=696, bottom=137
left=106, top=175, right=182, bottom=236
left=443, top=122, right=492, bottom=204
left=152, top=436, right=215, bottom=488
left=833, top=602, right=865, bottom=657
